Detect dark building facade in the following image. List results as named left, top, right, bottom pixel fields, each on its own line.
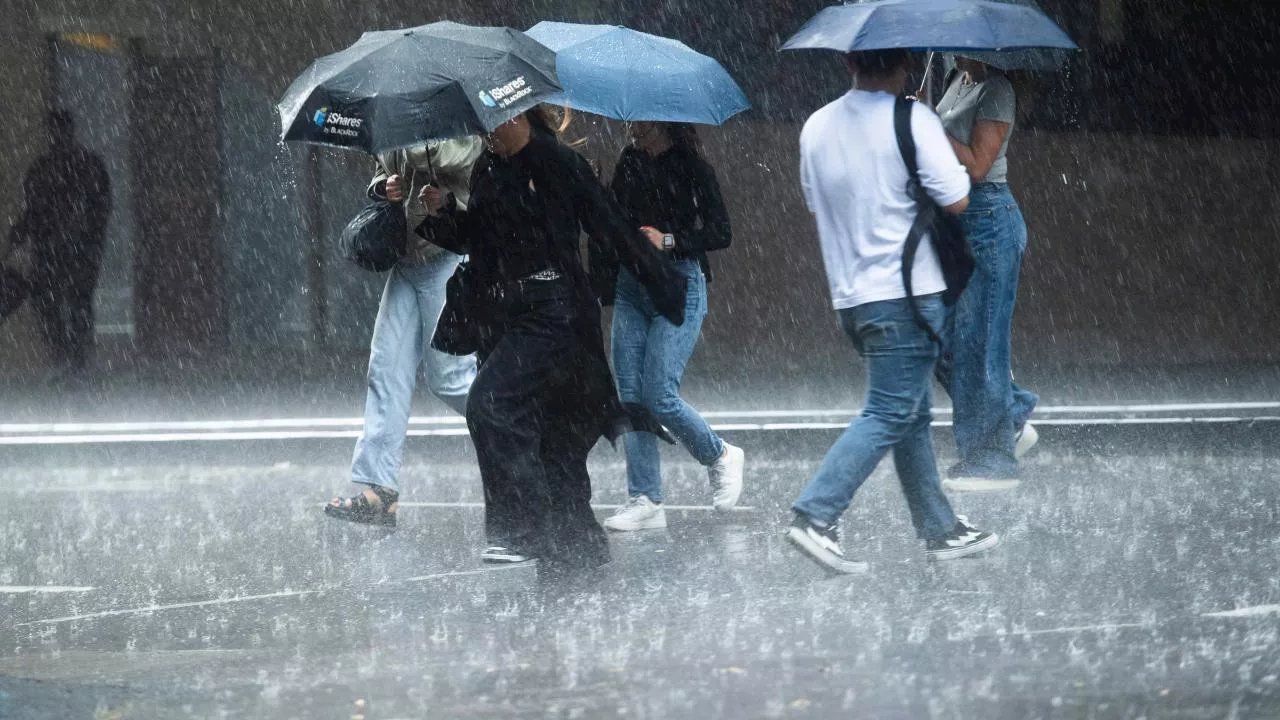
left=1, top=0, right=1278, bottom=390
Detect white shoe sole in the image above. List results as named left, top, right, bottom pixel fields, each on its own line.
left=927, top=532, right=1001, bottom=561
left=603, top=511, right=668, bottom=532
left=785, top=527, right=869, bottom=575
left=481, top=549, right=534, bottom=564
left=1015, top=423, right=1039, bottom=459
left=711, top=445, right=745, bottom=511
left=942, top=477, right=1020, bottom=493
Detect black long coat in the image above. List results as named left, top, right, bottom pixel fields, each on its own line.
left=421, top=129, right=688, bottom=443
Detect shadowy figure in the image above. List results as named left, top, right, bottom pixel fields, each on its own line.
left=13, top=110, right=111, bottom=374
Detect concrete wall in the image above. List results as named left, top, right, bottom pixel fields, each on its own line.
left=1, top=0, right=1278, bottom=385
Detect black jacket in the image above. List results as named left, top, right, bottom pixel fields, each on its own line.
left=419, top=130, right=686, bottom=323
left=609, top=145, right=732, bottom=282
left=418, top=129, right=688, bottom=443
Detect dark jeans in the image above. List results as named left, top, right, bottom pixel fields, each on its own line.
left=467, top=294, right=610, bottom=570
left=936, top=183, right=1039, bottom=478
left=31, top=258, right=100, bottom=370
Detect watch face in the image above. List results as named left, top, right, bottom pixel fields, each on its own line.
left=663, top=234, right=675, bottom=249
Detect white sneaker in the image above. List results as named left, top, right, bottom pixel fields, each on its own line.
left=1015, top=422, right=1039, bottom=459
left=708, top=443, right=745, bottom=511
left=603, top=496, right=667, bottom=532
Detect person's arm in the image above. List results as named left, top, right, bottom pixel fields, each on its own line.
left=416, top=183, right=470, bottom=255
left=948, top=76, right=1015, bottom=183
left=948, top=120, right=1010, bottom=183
left=911, top=103, right=972, bottom=215
left=9, top=165, right=42, bottom=246
left=573, top=152, right=686, bottom=325
left=86, top=156, right=112, bottom=234
left=367, top=157, right=391, bottom=200
left=667, top=160, right=732, bottom=254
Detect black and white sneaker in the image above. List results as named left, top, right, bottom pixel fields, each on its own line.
left=481, top=546, right=534, bottom=564
left=784, top=513, right=869, bottom=574
left=925, top=516, right=1000, bottom=561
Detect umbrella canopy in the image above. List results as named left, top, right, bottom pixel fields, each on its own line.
left=526, top=22, right=749, bottom=125
left=952, top=47, right=1073, bottom=71
left=951, top=0, right=1074, bottom=70
left=278, top=22, right=560, bottom=155
left=781, top=0, right=1078, bottom=54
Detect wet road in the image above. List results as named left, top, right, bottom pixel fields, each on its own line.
left=2, top=426, right=1280, bottom=718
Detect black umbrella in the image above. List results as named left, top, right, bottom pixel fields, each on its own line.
left=278, top=22, right=560, bottom=155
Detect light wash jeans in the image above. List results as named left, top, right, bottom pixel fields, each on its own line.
left=351, top=253, right=477, bottom=491
left=612, top=260, right=724, bottom=503
left=936, top=183, right=1039, bottom=479
left=792, top=295, right=957, bottom=540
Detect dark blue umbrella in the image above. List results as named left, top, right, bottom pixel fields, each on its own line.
left=951, top=0, right=1075, bottom=70
left=782, top=0, right=1078, bottom=54
left=526, top=22, right=749, bottom=125
left=278, top=22, right=560, bottom=155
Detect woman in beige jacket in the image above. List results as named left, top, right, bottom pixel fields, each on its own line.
left=325, top=136, right=481, bottom=527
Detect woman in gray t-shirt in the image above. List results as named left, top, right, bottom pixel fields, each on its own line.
left=933, top=59, right=1039, bottom=489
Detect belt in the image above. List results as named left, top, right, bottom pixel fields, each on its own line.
left=486, top=271, right=570, bottom=304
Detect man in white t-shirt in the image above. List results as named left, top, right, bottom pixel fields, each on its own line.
left=785, top=49, right=1001, bottom=573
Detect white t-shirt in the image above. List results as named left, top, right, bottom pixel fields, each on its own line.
left=800, top=90, right=970, bottom=310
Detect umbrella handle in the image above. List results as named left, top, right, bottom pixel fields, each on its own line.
left=915, top=52, right=936, bottom=101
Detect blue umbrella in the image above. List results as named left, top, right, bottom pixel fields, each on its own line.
left=781, top=0, right=1079, bottom=54
left=526, top=22, right=749, bottom=125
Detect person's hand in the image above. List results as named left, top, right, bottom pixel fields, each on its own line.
left=419, top=185, right=447, bottom=216
left=640, top=226, right=666, bottom=251
left=385, top=174, right=406, bottom=202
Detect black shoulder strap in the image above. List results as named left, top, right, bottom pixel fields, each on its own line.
left=894, top=97, right=943, bottom=344
left=894, top=97, right=919, bottom=180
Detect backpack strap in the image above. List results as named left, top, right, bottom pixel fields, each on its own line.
left=893, top=97, right=943, bottom=344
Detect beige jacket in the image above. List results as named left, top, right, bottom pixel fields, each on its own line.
left=368, top=136, right=484, bottom=264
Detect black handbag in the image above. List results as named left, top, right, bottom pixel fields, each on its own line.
left=339, top=200, right=407, bottom=272
left=431, top=260, right=485, bottom=356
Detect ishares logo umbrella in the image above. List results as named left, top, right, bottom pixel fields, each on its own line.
left=278, top=22, right=561, bottom=155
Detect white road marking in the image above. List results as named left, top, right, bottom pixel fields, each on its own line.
left=17, top=590, right=318, bottom=626
left=1, top=403, right=1278, bottom=445
left=0, top=585, right=95, bottom=594
left=988, top=622, right=1148, bottom=638
left=1203, top=605, right=1280, bottom=618
left=392, top=565, right=535, bottom=584
left=2, top=401, right=1279, bottom=434
left=330, top=501, right=759, bottom=512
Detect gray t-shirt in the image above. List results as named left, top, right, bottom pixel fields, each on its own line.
left=936, top=72, right=1016, bottom=184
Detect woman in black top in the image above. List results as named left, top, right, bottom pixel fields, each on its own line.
left=418, top=107, right=686, bottom=573
left=601, top=122, right=744, bottom=533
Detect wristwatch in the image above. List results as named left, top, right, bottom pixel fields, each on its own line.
left=661, top=233, right=675, bottom=251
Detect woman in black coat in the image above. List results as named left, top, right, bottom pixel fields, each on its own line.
left=418, top=107, right=687, bottom=573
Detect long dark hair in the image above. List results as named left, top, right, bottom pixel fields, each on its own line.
left=666, top=123, right=704, bottom=160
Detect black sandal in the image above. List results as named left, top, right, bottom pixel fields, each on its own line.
left=324, top=485, right=399, bottom=527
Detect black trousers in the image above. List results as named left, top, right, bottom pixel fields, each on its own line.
left=31, top=256, right=101, bottom=370
left=466, top=294, right=610, bottom=570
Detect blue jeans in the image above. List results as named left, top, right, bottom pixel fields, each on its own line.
left=612, top=261, right=724, bottom=503
left=351, top=253, right=478, bottom=491
left=937, top=183, right=1039, bottom=479
left=792, top=296, right=957, bottom=540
